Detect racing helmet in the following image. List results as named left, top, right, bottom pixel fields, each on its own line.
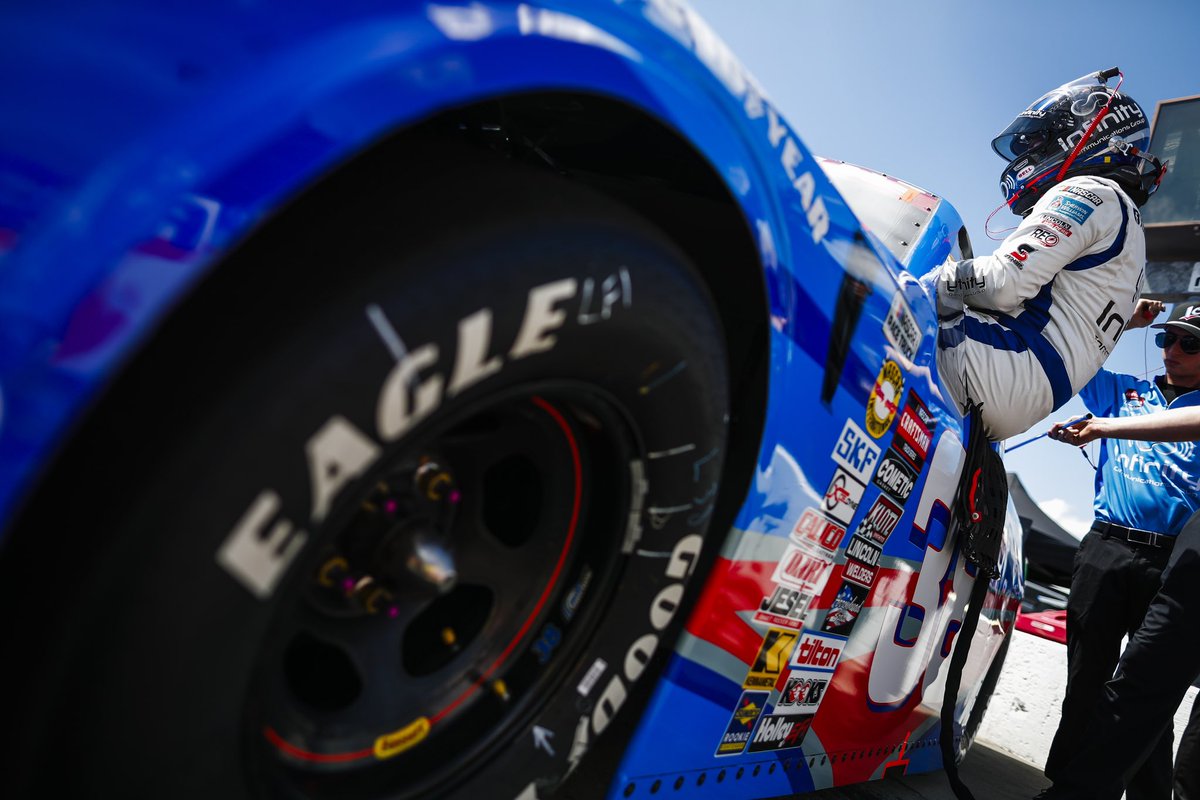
left=992, top=68, right=1165, bottom=215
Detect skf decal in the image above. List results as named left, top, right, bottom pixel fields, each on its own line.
left=771, top=543, right=836, bottom=595
left=883, top=292, right=922, bottom=362
left=744, top=628, right=799, bottom=690
left=872, top=449, right=917, bottom=503
left=867, top=361, right=904, bottom=438
left=831, top=419, right=881, bottom=482
left=374, top=717, right=431, bottom=759
left=754, top=586, right=814, bottom=630
left=854, top=495, right=903, bottom=545
left=792, top=508, right=846, bottom=555
left=1046, top=195, right=1095, bottom=225
left=821, top=468, right=865, bottom=526
left=789, top=630, right=847, bottom=672
left=715, top=691, right=770, bottom=756
left=821, top=580, right=869, bottom=635
left=747, top=713, right=811, bottom=752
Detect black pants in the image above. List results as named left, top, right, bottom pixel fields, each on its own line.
left=1045, top=515, right=1200, bottom=799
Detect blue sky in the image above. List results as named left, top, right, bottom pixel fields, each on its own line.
left=686, top=0, right=1200, bottom=535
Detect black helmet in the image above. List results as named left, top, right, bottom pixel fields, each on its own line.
left=992, top=68, right=1165, bottom=214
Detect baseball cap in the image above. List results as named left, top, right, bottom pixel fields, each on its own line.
left=1152, top=300, right=1200, bottom=339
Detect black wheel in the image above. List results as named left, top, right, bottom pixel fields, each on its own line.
left=6, top=152, right=730, bottom=799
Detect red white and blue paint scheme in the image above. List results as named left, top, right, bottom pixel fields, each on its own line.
left=0, top=1, right=1023, bottom=798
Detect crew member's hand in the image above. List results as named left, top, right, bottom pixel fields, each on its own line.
left=1125, top=298, right=1166, bottom=331
left=1049, top=417, right=1108, bottom=446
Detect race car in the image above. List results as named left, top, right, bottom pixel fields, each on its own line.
left=0, top=1, right=1023, bottom=798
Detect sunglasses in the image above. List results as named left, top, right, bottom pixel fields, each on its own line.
left=1155, top=331, right=1200, bottom=354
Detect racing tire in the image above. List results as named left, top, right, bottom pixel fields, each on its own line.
left=6, top=151, right=730, bottom=800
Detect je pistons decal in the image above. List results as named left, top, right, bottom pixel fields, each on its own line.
left=792, top=508, right=846, bottom=555
left=777, top=671, right=831, bottom=715
left=754, top=585, right=814, bottom=630
left=831, top=418, right=881, bottom=482
left=883, top=292, right=921, bottom=362
left=744, top=628, right=799, bottom=690
left=821, top=468, right=865, bottom=526
left=747, top=713, right=812, bottom=752
left=772, top=542, right=836, bottom=595
left=715, top=691, right=770, bottom=756
left=789, top=630, right=847, bottom=672
left=854, top=495, right=903, bottom=545
left=822, top=580, right=868, bottom=635
left=867, top=360, right=904, bottom=438
left=872, top=449, right=917, bottom=502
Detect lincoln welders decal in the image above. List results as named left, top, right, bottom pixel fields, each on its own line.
left=715, top=691, right=770, bottom=756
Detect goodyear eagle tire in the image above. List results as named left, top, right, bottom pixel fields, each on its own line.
left=9, top=155, right=730, bottom=800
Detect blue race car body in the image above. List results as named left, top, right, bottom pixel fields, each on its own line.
left=0, top=2, right=1022, bottom=797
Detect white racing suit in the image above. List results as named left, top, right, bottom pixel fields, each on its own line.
left=930, top=175, right=1145, bottom=440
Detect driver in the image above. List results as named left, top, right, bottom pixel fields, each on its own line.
left=923, top=68, right=1166, bottom=441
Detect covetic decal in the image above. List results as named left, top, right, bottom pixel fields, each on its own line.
left=872, top=449, right=917, bottom=502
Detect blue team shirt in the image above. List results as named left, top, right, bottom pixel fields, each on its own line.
left=1079, top=369, right=1200, bottom=536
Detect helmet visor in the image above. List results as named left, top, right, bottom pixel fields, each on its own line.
left=992, top=121, right=1052, bottom=161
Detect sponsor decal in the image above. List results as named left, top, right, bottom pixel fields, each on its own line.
left=715, top=691, right=770, bottom=756
left=892, top=391, right=934, bottom=471
left=1046, top=195, right=1095, bottom=225
left=577, top=658, right=607, bottom=697
left=872, top=449, right=917, bottom=502
left=854, top=495, right=904, bottom=545
left=374, top=717, right=431, bottom=759
left=883, top=292, right=922, bottom=361
left=1062, top=184, right=1104, bottom=206
left=845, top=534, right=882, bottom=568
left=777, top=672, right=831, bottom=714
left=1124, top=389, right=1145, bottom=407
left=792, top=508, right=846, bottom=554
left=744, top=628, right=799, bottom=690
left=946, top=274, right=986, bottom=295
left=843, top=558, right=878, bottom=589
left=754, top=586, right=814, bottom=630
left=1016, top=164, right=1036, bottom=181
left=1038, top=213, right=1074, bottom=237
left=1006, top=243, right=1036, bottom=268
left=747, top=713, right=811, bottom=752
left=821, top=580, right=868, bottom=635
left=821, top=468, right=865, bottom=525
left=831, top=419, right=881, bottom=481
left=1029, top=228, right=1060, bottom=247
left=789, top=630, right=847, bottom=671
left=867, top=361, right=904, bottom=438
left=771, top=543, right=836, bottom=595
